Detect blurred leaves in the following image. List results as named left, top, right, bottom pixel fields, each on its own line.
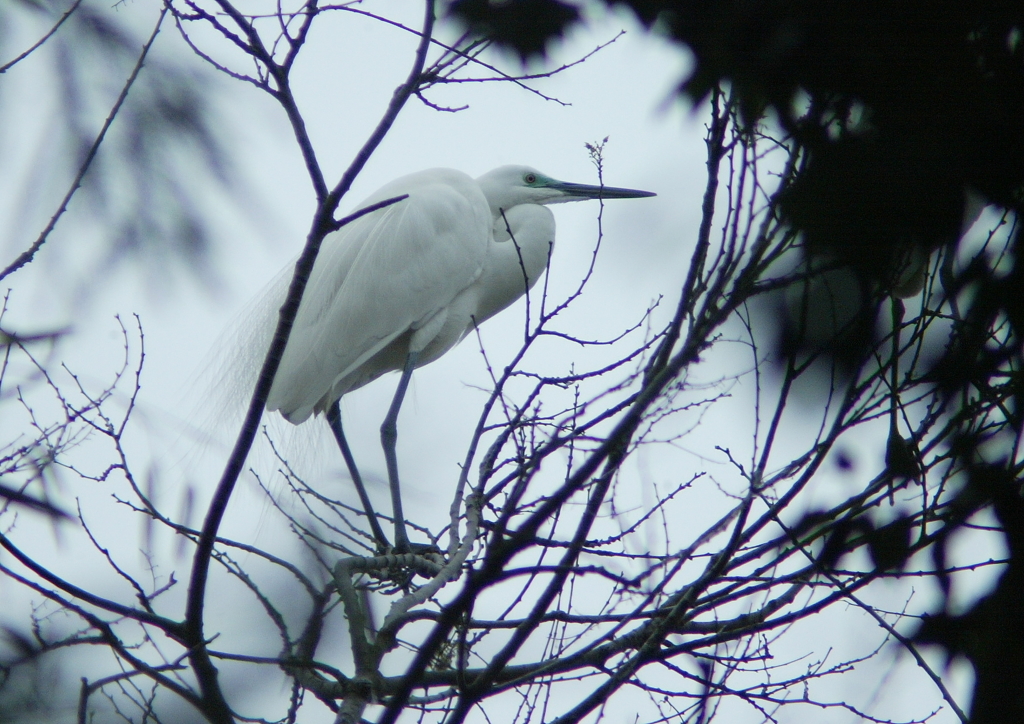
left=0, top=482, right=70, bottom=518
left=864, top=516, right=913, bottom=572
left=884, top=433, right=921, bottom=481
left=0, top=625, right=61, bottom=723
left=0, top=0, right=231, bottom=285
left=913, top=464, right=1024, bottom=724
left=448, top=0, right=581, bottom=61
left=792, top=509, right=914, bottom=574
left=450, top=0, right=1023, bottom=290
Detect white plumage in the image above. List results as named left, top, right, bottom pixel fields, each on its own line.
left=257, top=164, right=653, bottom=549
left=266, top=165, right=653, bottom=424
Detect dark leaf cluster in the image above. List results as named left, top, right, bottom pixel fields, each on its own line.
left=449, top=5, right=1024, bottom=720
left=451, top=0, right=1023, bottom=286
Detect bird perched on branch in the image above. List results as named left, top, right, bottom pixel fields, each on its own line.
left=264, top=165, right=655, bottom=550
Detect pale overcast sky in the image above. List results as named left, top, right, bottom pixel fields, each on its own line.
left=0, top=2, right=982, bottom=722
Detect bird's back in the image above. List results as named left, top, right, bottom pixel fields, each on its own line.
left=267, top=169, right=492, bottom=423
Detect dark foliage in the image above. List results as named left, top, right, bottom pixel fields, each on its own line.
left=448, top=1, right=1024, bottom=719
left=452, top=0, right=1022, bottom=282
left=914, top=465, right=1024, bottom=724
left=449, top=0, right=580, bottom=60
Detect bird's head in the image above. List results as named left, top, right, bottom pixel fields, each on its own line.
left=477, top=165, right=655, bottom=214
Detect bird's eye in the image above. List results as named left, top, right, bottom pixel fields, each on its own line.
left=524, top=172, right=537, bottom=184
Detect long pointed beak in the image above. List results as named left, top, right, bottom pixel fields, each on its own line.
left=551, top=180, right=656, bottom=200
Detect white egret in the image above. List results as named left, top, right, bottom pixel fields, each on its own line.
left=265, top=165, right=655, bottom=550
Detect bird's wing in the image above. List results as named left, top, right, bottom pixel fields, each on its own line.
left=268, top=171, right=491, bottom=422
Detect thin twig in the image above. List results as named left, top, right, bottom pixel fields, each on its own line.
left=0, top=7, right=168, bottom=282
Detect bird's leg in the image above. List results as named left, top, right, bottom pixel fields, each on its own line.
left=326, top=402, right=390, bottom=551
left=381, top=350, right=419, bottom=553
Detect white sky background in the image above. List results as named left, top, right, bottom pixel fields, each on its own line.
left=0, top=1, right=997, bottom=721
